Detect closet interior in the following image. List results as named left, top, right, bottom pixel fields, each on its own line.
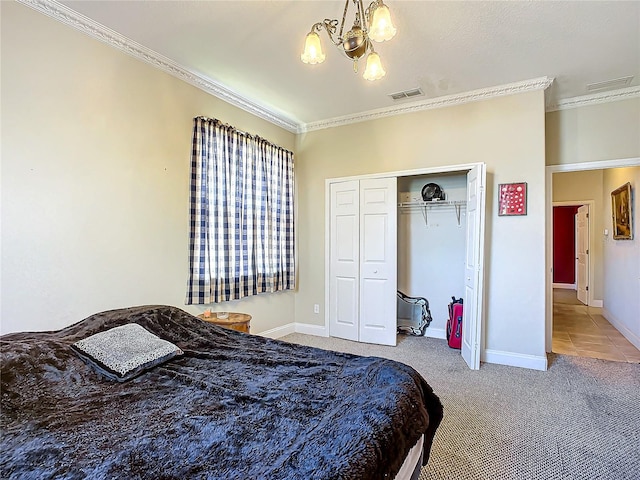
left=397, top=172, right=468, bottom=339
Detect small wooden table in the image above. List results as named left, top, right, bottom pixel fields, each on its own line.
left=198, top=312, right=251, bottom=333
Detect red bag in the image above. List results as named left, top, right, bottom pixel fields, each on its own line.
left=446, top=297, right=463, bottom=349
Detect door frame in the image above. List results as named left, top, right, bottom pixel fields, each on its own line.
left=545, top=157, right=640, bottom=353
left=325, top=162, right=486, bottom=364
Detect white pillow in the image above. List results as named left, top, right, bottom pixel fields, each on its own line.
left=71, top=323, right=183, bottom=382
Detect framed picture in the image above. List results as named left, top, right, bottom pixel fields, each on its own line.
left=498, top=182, right=527, bottom=216
left=611, top=182, right=633, bottom=240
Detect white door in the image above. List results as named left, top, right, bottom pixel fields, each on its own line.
left=359, top=178, right=397, bottom=346
left=576, top=205, right=589, bottom=305
left=329, top=181, right=360, bottom=341
left=462, top=164, right=486, bottom=370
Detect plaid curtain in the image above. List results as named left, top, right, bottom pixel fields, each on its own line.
left=185, top=117, right=295, bottom=304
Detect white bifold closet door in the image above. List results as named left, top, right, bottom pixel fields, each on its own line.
left=329, top=178, right=397, bottom=346
left=461, top=164, right=486, bottom=370
left=329, top=180, right=360, bottom=342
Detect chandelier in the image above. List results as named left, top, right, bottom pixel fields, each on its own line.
left=300, top=0, right=397, bottom=81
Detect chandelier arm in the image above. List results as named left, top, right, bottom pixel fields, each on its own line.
left=358, top=0, right=369, bottom=33
left=338, top=0, right=350, bottom=39
left=364, top=0, right=380, bottom=29
left=312, top=19, right=341, bottom=47
left=363, top=36, right=370, bottom=52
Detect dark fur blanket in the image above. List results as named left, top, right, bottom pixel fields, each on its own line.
left=1, top=306, right=442, bottom=480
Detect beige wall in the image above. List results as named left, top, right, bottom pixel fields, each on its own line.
left=602, top=167, right=640, bottom=347
left=546, top=97, right=640, bottom=166
left=553, top=170, right=605, bottom=301
left=296, top=91, right=548, bottom=360
left=1, top=2, right=296, bottom=334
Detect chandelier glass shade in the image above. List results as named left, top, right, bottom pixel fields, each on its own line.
left=368, top=3, right=397, bottom=42
left=363, top=51, right=385, bottom=81
left=300, top=0, right=397, bottom=81
left=300, top=31, right=325, bottom=64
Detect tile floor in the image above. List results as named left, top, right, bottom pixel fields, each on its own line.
left=552, top=289, right=640, bottom=363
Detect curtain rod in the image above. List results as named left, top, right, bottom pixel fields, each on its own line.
left=194, top=116, right=293, bottom=156
left=195, top=116, right=249, bottom=136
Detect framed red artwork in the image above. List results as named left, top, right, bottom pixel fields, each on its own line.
left=498, top=182, right=527, bottom=216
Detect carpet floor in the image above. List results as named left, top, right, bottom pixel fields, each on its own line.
left=281, top=333, right=640, bottom=480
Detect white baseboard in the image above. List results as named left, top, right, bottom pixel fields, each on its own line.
left=482, top=349, right=548, bottom=371
left=295, top=322, right=329, bottom=337
left=553, top=283, right=576, bottom=290
left=258, top=322, right=329, bottom=339
left=590, top=299, right=603, bottom=308
left=257, top=323, right=296, bottom=339
left=602, top=308, right=640, bottom=350
left=424, top=327, right=447, bottom=340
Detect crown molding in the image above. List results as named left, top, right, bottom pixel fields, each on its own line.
left=18, top=0, right=637, bottom=135
left=17, top=0, right=300, bottom=134
left=301, top=77, right=554, bottom=132
left=546, top=86, right=640, bottom=112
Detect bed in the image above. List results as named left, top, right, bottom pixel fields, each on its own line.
left=1, top=305, right=442, bottom=479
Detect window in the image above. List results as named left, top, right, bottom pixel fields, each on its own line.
left=185, top=117, right=295, bottom=304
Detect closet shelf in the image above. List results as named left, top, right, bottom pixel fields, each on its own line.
left=398, top=200, right=467, bottom=226
left=398, top=200, right=466, bottom=208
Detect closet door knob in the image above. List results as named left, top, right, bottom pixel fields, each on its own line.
left=374, top=270, right=378, bottom=274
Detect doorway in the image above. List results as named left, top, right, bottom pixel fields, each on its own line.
left=545, top=157, right=640, bottom=354
left=552, top=202, right=592, bottom=305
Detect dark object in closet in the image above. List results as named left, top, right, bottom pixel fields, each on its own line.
left=421, top=183, right=445, bottom=202
left=397, top=291, right=433, bottom=336
left=446, top=297, right=463, bottom=349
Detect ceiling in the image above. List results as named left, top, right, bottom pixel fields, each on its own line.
left=52, top=0, right=640, bottom=131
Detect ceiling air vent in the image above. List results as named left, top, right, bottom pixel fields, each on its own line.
left=586, top=76, right=633, bottom=93
left=388, top=88, right=424, bottom=101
